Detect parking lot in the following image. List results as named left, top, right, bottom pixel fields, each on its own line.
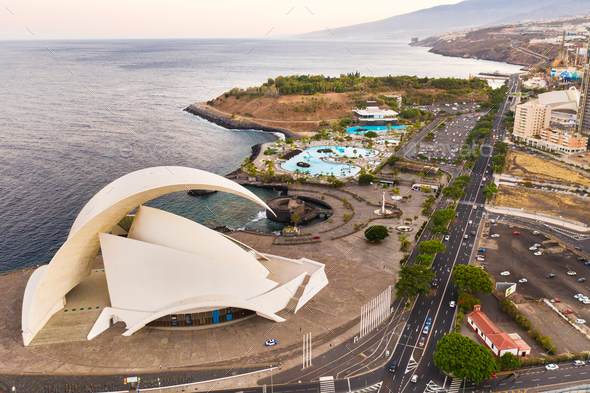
left=412, top=111, right=487, bottom=162
left=477, top=222, right=590, bottom=352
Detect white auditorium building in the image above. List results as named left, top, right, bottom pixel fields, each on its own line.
left=21, top=167, right=328, bottom=346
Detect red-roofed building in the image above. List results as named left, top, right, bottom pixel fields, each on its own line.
left=466, top=305, right=531, bottom=357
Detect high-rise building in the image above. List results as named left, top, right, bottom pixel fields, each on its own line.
left=513, top=100, right=552, bottom=140
left=576, top=40, right=590, bottom=139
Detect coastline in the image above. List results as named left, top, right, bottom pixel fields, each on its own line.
left=184, top=103, right=299, bottom=140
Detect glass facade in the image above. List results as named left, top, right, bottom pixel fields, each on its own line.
left=146, top=307, right=256, bottom=328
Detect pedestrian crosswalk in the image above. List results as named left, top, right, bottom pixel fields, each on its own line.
left=350, top=382, right=383, bottom=393
left=319, top=376, right=336, bottom=393
left=447, top=378, right=463, bottom=393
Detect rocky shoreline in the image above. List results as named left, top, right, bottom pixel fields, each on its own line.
left=183, top=104, right=291, bottom=177
left=184, top=104, right=298, bottom=139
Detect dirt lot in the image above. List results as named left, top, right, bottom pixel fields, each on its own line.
left=495, top=185, right=590, bottom=223
left=504, top=149, right=590, bottom=187
left=478, top=223, right=590, bottom=353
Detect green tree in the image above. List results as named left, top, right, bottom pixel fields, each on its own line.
left=453, top=265, right=494, bottom=294
left=364, top=131, right=379, bottom=138
left=456, top=175, right=471, bottom=183
left=415, top=254, right=434, bottom=266
left=490, top=165, right=503, bottom=174
left=492, top=155, right=506, bottom=167
left=458, top=290, right=482, bottom=311
left=498, top=352, right=521, bottom=371
left=365, top=225, right=390, bottom=242
left=494, top=142, right=508, bottom=155
left=418, top=239, right=446, bottom=255
left=432, top=209, right=455, bottom=226
left=428, top=225, right=450, bottom=236
left=433, top=333, right=498, bottom=384
left=387, top=156, right=400, bottom=166
left=291, top=213, right=301, bottom=227
left=358, top=174, right=375, bottom=184
left=482, top=182, right=499, bottom=200
left=395, top=264, right=436, bottom=299
left=442, top=186, right=466, bottom=201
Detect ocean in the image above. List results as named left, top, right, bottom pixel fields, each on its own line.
left=0, top=39, right=522, bottom=273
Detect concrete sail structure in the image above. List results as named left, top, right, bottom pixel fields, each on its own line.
left=22, top=167, right=328, bottom=345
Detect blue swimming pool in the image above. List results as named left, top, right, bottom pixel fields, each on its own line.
left=347, top=125, right=406, bottom=134
left=281, top=145, right=378, bottom=177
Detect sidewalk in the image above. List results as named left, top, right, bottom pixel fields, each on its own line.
left=485, top=206, right=590, bottom=233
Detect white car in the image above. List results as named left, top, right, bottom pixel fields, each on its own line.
left=574, top=360, right=585, bottom=366
left=533, top=244, right=541, bottom=247
left=534, top=251, right=542, bottom=256
left=464, top=235, right=468, bottom=239
left=545, top=364, right=559, bottom=371
left=491, top=234, right=500, bottom=238
left=468, top=220, right=473, bottom=224
left=575, top=294, right=583, bottom=299
left=411, top=375, right=418, bottom=383
left=500, top=271, right=510, bottom=276
left=449, top=301, right=456, bottom=308
left=568, top=271, right=577, bottom=276
left=529, top=246, right=538, bottom=251
left=518, top=278, right=528, bottom=283
left=584, top=299, right=590, bottom=304
left=576, top=319, right=587, bottom=324
left=476, top=257, right=485, bottom=262
left=444, top=235, right=450, bottom=241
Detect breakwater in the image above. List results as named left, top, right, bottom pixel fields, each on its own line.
left=184, top=104, right=298, bottom=139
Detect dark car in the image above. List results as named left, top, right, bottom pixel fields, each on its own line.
left=546, top=273, right=556, bottom=279
left=575, top=246, right=583, bottom=251
left=578, top=257, right=587, bottom=261
left=419, top=337, right=426, bottom=347
left=431, top=278, right=438, bottom=288
left=389, top=362, right=396, bottom=372
left=578, top=278, right=587, bottom=283
left=471, top=231, right=476, bottom=236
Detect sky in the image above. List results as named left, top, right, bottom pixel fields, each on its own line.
left=1, top=0, right=464, bottom=40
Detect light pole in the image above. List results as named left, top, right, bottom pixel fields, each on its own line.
left=271, top=365, right=274, bottom=393
left=158, top=378, right=161, bottom=393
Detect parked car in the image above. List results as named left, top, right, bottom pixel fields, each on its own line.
left=265, top=339, right=277, bottom=346
left=576, top=319, right=587, bottom=324
left=546, top=273, right=556, bottom=278
left=578, top=257, right=587, bottom=262
left=585, top=261, right=590, bottom=266
left=500, top=271, right=510, bottom=276
left=568, top=271, right=577, bottom=276
left=563, top=309, right=574, bottom=314
left=534, top=251, right=542, bottom=256
left=529, top=246, right=538, bottom=251
left=578, top=278, right=587, bottom=282
left=545, top=364, right=559, bottom=371
left=468, top=220, right=473, bottom=224
left=513, top=232, right=520, bottom=235
left=478, top=248, right=485, bottom=252
left=575, top=293, right=584, bottom=299
left=491, top=234, right=500, bottom=238
left=576, top=246, right=583, bottom=251
left=551, top=298, right=560, bottom=303
left=518, top=278, right=528, bottom=283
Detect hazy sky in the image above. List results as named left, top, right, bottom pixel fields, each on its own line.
left=1, top=0, right=463, bottom=40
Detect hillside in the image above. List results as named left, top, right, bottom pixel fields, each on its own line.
left=299, top=0, right=590, bottom=40
left=199, top=75, right=492, bottom=134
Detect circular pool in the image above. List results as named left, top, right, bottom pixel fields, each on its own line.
left=280, top=145, right=377, bottom=177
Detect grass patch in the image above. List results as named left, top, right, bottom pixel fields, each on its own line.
left=504, top=150, right=590, bottom=188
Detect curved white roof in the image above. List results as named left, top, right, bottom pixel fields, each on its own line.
left=538, top=89, right=579, bottom=112
left=22, top=167, right=273, bottom=346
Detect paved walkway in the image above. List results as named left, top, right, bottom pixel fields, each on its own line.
left=486, top=206, right=590, bottom=232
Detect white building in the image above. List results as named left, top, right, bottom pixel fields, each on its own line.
left=21, top=167, right=328, bottom=345
left=467, top=305, right=531, bottom=357
left=352, top=101, right=398, bottom=122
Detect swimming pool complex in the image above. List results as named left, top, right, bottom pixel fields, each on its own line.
left=281, top=145, right=378, bottom=177
left=347, top=125, right=406, bottom=134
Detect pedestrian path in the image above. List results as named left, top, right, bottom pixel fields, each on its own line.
left=319, top=376, right=336, bottom=393
left=447, top=378, right=463, bottom=393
